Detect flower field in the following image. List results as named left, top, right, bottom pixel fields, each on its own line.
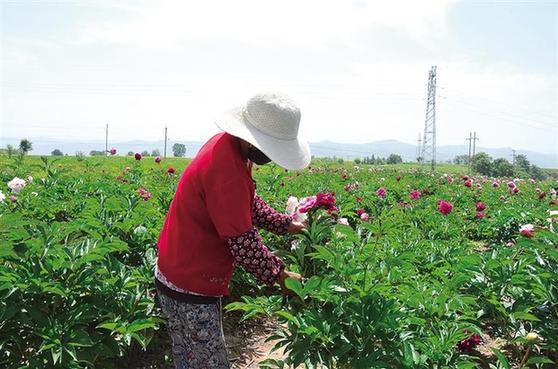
left=1, top=155, right=557, bottom=369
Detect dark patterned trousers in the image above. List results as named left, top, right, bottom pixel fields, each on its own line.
left=157, top=290, right=230, bottom=369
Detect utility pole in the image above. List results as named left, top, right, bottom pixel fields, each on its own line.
left=472, top=131, right=478, bottom=159
left=164, top=126, right=168, bottom=159
left=466, top=132, right=473, bottom=174
left=416, top=132, right=422, bottom=162
left=105, top=122, right=109, bottom=155
left=420, top=66, right=437, bottom=171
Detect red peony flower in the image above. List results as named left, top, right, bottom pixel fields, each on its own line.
left=167, top=167, right=176, bottom=175
left=458, top=332, right=482, bottom=352
left=464, top=180, right=472, bottom=188
left=110, top=148, right=117, bottom=155
left=134, top=153, right=142, bottom=161
left=538, top=191, right=546, bottom=199
left=437, top=200, right=453, bottom=215
left=476, top=202, right=486, bottom=211
left=476, top=212, right=486, bottom=219
left=376, top=187, right=387, bottom=198
left=316, top=192, right=336, bottom=210
left=155, top=156, right=161, bottom=163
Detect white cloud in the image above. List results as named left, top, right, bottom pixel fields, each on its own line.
left=76, top=0, right=457, bottom=49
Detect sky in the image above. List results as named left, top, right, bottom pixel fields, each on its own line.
left=1, top=0, right=557, bottom=155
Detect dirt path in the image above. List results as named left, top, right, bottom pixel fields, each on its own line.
left=225, top=315, right=287, bottom=368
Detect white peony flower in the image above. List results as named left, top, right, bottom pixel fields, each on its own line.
left=7, top=177, right=26, bottom=193
left=285, top=196, right=308, bottom=222
left=337, top=218, right=349, bottom=226
left=27, top=176, right=33, bottom=183
left=133, top=225, right=147, bottom=236
left=286, top=196, right=299, bottom=215
left=290, top=240, right=300, bottom=251
left=0, top=190, right=5, bottom=202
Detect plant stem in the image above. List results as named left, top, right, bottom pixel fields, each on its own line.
left=518, top=346, right=531, bottom=369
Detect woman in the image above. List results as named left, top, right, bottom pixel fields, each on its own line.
left=156, top=92, right=311, bottom=368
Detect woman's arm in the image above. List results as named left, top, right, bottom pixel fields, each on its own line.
left=252, top=195, right=293, bottom=235
left=226, top=227, right=285, bottom=286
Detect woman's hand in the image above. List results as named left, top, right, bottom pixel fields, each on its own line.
left=287, top=220, right=307, bottom=235
left=278, top=270, right=302, bottom=296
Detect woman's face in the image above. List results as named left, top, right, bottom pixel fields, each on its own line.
left=246, top=145, right=272, bottom=165
left=238, top=138, right=272, bottom=165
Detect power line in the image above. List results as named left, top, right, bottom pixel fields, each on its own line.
left=443, top=86, right=556, bottom=120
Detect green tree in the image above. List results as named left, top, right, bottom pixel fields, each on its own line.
left=152, top=149, right=161, bottom=157
left=141, top=150, right=150, bottom=157
left=19, top=139, right=33, bottom=154
left=127, top=151, right=134, bottom=156
left=471, top=152, right=492, bottom=175
left=529, top=165, right=547, bottom=181
left=491, top=158, right=514, bottom=177
left=172, top=143, right=186, bottom=157
left=6, top=144, right=17, bottom=158
left=514, top=154, right=530, bottom=172
left=453, top=154, right=470, bottom=165
left=51, top=149, right=64, bottom=156
left=354, top=158, right=361, bottom=164
left=386, top=154, right=403, bottom=164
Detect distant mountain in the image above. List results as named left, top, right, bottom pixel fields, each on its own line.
left=1, top=136, right=556, bottom=168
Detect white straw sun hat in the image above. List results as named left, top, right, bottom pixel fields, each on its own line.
left=214, top=92, right=311, bottom=170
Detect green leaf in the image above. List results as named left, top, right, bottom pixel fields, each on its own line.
left=511, top=312, right=541, bottom=322
left=284, top=278, right=304, bottom=300
left=527, top=356, right=554, bottom=365
left=126, top=319, right=157, bottom=333
left=491, top=349, right=510, bottom=369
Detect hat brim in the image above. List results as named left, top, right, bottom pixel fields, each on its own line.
left=214, top=107, right=311, bottom=170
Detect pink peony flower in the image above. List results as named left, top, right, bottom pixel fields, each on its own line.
left=476, top=202, right=486, bottom=211
left=437, top=200, right=453, bottom=215
left=137, top=187, right=152, bottom=201
left=134, top=153, right=142, bottom=161
left=344, top=182, right=358, bottom=192
left=464, top=180, right=472, bottom=188
left=155, top=156, right=161, bottom=163
left=298, top=196, right=317, bottom=213
left=519, top=224, right=535, bottom=237
left=476, top=212, right=486, bottom=219
left=167, top=167, right=176, bottom=175
left=356, top=209, right=366, bottom=217
left=360, top=212, right=370, bottom=221
left=507, top=181, right=516, bottom=188
left=376, top=187, right=387, bottom=198
left=410, top=190, right=421, bottom=200
left=492, top=180, right=500, bottom=187
left=110, top=148, right=117, bottom=155
left=10, top=195, right=17, bottom=203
